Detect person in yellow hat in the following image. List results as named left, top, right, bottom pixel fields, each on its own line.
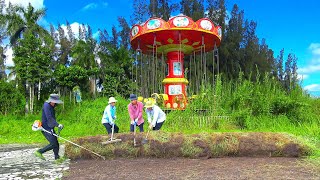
left=145, top=100, right=166, bottom=130
left=102, top=97, right=119, bottom=135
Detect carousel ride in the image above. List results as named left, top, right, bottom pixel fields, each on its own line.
left=130, top=15, right=222, bottom=109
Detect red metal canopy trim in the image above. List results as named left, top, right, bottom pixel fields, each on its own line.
left=130, top=15, right=221, bottom=55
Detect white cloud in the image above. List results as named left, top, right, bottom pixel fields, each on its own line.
left=309, top=43, right=320, bottom=56
left=297, top=43, right=320, bottom=76
left=4, top=47, right=13, bottom=67
left=298, top=65, right=320, bottom=74
left=304, top=84, right=320, bottom=92
left=81, top=3, right=98, bottom=11
left=4, top=0, right=44, bottom=9
left=60, top=22, right=81, bottom=39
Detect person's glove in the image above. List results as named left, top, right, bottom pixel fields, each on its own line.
left=134, top=118, right=138, bottom=123
left=131, top=120, right=136, bottom=125
left=149, top=124, right=153, bottom=130
left=58, top=124, right=64, bottom=131
left=109, top=121, right=114, bottom=126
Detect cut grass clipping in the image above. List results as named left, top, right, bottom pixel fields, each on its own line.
left=65, top=132, right=312, bottom=160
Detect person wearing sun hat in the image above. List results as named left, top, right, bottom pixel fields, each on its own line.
left=128, top=94, right=145, bottom=132
left=102, top=97, right=119, bottom=135
left=34, top=94, right=64, bottom=162
left=145, top=100, right=166, bottom=130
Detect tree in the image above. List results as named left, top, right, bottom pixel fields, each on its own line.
left=242, top=20, right=259, bottom=79
left=284, top=53, right=298, bottom=91
left=118, top=17, right=130, bottom=50
left=54, top=64, right=89, bottom=96
left=5, top=3, right=49, bottom=46
left=57, top=23, right=72, bottom=66
left=180, top=0, right=204, bottom=21
left=71, top=40, right=97, bottom=70
left=148, top=0, right=178, bottom=20
left=277, top=48, right=284, bottom=81
left=0, top=80, right=25, bottom=115
left=0, top=0, right=7, bottom=79
left=219, top=4, right=244, bottom=79
left=5, top=3, right=53, bottom=113
left=13, top=32, right=52, bottom=113
left=98, top=29, right=110, bottom=43
left=111, top=25, right=119, bottom=48
left=131, top=0, right=149, bottom=24
left=66, top=21, right=75, bottom=44
left=71, top=33, right=98, bottom=97
left=98, top=45, right=134, bottom=97
left=0, top=47, right=5, bottom=80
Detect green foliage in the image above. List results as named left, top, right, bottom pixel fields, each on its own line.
left=71, top=39, right=97, bottom=70
left=13, top=32, right=52, bottom=82
left=99, top=46, right=134, bottom=98
left=0, top=80, right=25, bottom=115
left=54, top=65, right=89, bottom=91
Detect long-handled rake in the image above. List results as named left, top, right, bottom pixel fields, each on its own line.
left=32, top=120, right=106, bottom=160
left=133, top=122, right=137, bottom=147
left=101, top=123, right=122, bottom=145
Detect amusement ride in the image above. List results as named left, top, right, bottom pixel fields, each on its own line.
left=130, top=15, right=222, bottom=109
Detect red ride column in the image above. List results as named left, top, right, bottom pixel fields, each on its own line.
left=162, top=51, right=188, bottom=109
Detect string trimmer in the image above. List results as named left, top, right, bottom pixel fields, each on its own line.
left=32, top=120, right=106, bottom=160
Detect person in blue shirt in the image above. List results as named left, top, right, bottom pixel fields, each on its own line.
left=145, top=100, right=166, bottom=130
left=34, top=94, right=64, bottom=161
left=102, top=97, right=119, bottom=135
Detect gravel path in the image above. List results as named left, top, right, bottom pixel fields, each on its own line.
left=0, top=144, right=69, bottom=180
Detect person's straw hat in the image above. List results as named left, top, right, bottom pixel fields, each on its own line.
left=129, top=94, right=137, bottom=101
left=145, top=100, right=154, bottom=108
left=108, top=97, right=117, bottom=104
left=46, top=94, right=63, bottom=104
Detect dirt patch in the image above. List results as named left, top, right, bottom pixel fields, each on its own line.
left=63, top=157, right=320, bottom=180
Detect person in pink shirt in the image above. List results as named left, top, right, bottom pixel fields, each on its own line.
left=127, top=94, right=144, bottom=132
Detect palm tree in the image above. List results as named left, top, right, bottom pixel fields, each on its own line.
left=5, top=3, right=52, bottom=113
left=6, top=2, right=49, bottom=46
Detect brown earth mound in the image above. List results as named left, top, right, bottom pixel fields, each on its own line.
left=65, top=132, right=311, bottom=160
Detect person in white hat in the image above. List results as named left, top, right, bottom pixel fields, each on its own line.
left=145, top=100, right=166, bottom=130
left=102, top=97, right=119, bottom=135
left=34, top=94, right=64, bottom=162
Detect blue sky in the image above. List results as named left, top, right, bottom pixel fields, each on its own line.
left=4, top=0, right=320, bottom=96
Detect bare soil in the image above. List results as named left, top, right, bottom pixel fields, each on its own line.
left=63, top=157, right=320, bottom=180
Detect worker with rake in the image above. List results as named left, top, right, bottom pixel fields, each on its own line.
left=34, top=94, right=64, bottom=162
left=102, top=97, right=119, bottom=136
left=145, top=100, right=166, bottom=130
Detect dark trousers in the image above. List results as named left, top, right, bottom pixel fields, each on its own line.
left=153, top=121, right=165, bottom=130
left=38, top=129, right=60, bottom=159
left=130, top=122, right=144, bottom=132
left=103, top=123, right=119, bottom=134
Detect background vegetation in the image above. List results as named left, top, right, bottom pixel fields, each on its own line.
left=0, top=0, right=318, bottom=158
